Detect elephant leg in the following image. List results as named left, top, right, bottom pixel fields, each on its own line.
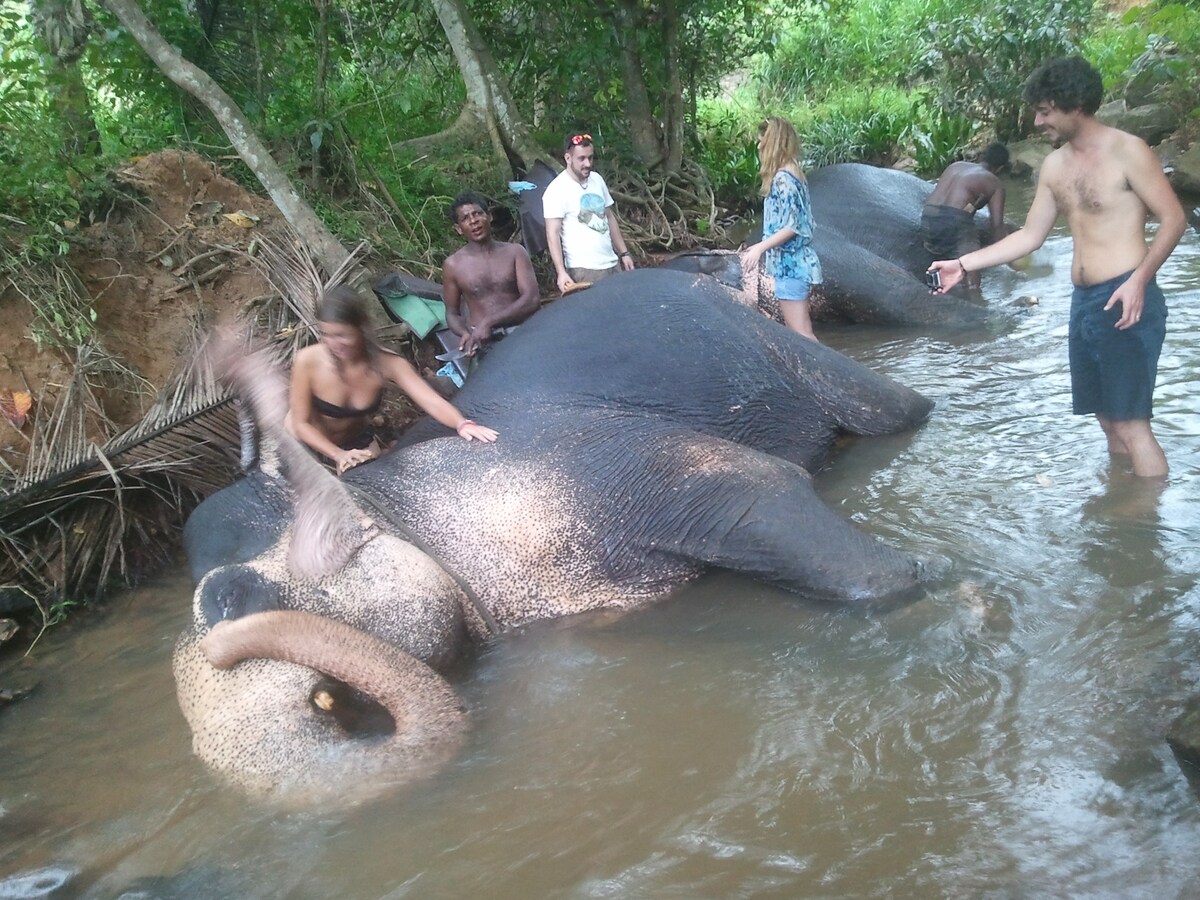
left=639, top=435, right=931, bottom=605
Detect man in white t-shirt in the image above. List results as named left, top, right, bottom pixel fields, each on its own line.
left=542, top=131, right=635, bottom=293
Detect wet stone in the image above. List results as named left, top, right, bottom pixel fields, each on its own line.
left=1167, top=694, right=1200, bottom=795
left=0, top=865, right=77, bottom=899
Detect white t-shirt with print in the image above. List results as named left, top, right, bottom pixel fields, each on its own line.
left=542, top=169, right=618, bottom=270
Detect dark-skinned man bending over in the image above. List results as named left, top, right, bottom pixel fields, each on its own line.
left=921, top=141, right=1010, bottom=289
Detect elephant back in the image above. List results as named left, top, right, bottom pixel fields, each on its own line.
left=391, top=268, right=932, bottom=470
left=808, top=163, right=934, bottom=278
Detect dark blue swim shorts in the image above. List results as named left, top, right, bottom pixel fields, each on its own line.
left=1068, top=271, right=1167, bottom=421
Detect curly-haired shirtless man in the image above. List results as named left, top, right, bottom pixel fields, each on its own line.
left=930, top=56, right=1186, bottom=477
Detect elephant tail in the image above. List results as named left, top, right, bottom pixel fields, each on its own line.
left=201, top=611, right=467, bottom=751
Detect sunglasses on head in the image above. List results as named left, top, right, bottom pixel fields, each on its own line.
left=570, top=133, right=592, bottom=145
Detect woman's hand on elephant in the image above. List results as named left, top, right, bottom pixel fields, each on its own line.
left=928, top=259, right=964, bottom=294
left=741, top=243, right=765, bottom=273
left=556, top=272, right=575, bottom=294
left=456, top=420, right=498, bottom=443
left=334, top=446, right=379, bottom=475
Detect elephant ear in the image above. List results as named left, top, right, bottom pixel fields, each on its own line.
left=209, top=332, right=368, bottom=579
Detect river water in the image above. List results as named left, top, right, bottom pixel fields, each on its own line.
left=2, top=185, right=1199, bottom=898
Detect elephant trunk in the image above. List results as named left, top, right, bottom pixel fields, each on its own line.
left=201, top=610, right=466, bottom=742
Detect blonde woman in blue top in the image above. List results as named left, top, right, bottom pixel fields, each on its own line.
left=741, top=117, right=823, bottom=341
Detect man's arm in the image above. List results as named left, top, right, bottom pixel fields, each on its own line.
left=932, top=167, right=1059, bottom=292
left=985, top=179, right=1008, bottom=242
left=545, top=217, right=572, bottom=291
left=606, top=208, right=635, bottom=271
left=1104, top=137, right=1187, bottom=329
left=496, top=246, right=540, bottom=325
left=442, top=257, right=469, bottom=339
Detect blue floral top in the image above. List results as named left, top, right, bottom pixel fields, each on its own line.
left=762, top=169, right=822, bottom=284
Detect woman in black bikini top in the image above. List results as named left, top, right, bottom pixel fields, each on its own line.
left=309, top=391, right=383, bottom=419
left=288, top=286, right=498, bottom=474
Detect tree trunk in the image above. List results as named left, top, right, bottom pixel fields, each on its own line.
left=660, top=0, right=685, bottom=175
left=613, top=5, right=666, bottom=169
left=426, top=0, right=546, bottom=173
left=251, top=14, right=266, bottom=129
left=311, top=0, right=329, bottom=190
left=101, top=0, right=356, bottom=284
left=30, top=0, right=100, bottom=156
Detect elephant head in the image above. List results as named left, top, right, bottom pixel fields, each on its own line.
left=173, top=343, right=472, bottom=800
left=175, top=609, right=466, bottom=801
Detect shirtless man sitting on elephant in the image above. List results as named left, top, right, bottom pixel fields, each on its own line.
left=442, top=191, right=541, bottom=358
left=920, top=142, right=1010, bottom=289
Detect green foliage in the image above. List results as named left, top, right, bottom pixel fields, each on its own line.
left=1082, top=9, right=1156, bottom=85
left=792, top=87, right=911, bottom=168
left=28, top=594, right=80, bottom=654
left=0, top=5, right=80, bottom=267
left=917, top=0, right=1093, bottom=139
left=464, top=0, right=774, bottom=168
left=1085, top=2, right=1200, bottom=119
left=84, top=1, right=196, bottom=153
left=5, top=0, right=1200, bottom=302
left=755, top=0, right=950, bottom=104
left=902, top=93, right=976, bottom=175
left=694, top=101, right=762, bottom=208
left=27, top=267, right=99, bottom=353
left=727, top=0, right=989, bottom=194
left=0, top=3, right=113, bottom=351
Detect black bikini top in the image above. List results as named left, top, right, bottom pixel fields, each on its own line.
left=311, top=389, right=383, bottom=419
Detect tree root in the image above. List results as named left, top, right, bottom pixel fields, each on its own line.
left=606, top=160, right=735, bottom=255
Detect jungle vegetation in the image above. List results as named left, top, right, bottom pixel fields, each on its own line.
left=3, top=0, right=1199, bottom=293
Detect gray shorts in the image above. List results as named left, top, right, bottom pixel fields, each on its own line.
left=568, top=264, right=619, bottom=284
left=920, top=204, right=980, bottom=260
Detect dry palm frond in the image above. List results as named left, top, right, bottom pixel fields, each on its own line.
left=0, top=319, right=247, bottom=606
left=253, top=229, right=371, bottom=347
left=0, top=232, right=371, bottom=615
left=3, top=259, right=100, bottom=355
left=18, top=338, right=120, bottom=489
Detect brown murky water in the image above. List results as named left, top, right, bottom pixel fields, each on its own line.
left=3, top=187, right=1199, bottom=898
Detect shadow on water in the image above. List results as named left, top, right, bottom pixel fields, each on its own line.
left=2, top=181, right=1200, bottom=898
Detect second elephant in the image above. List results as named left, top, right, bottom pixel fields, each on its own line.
left=667, top=162, right=1000, bottom=327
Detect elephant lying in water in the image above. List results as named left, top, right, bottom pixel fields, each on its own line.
left=176, top=268, right=937, bottom=800
left=666, top=162, right=997, bottom=327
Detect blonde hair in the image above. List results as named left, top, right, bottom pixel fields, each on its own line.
left=757, top=117, right=803, bottom=196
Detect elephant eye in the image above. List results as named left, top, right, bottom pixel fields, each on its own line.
left=218, top=585, right=242, bottom=619
left=200, top=567, right=282, bottom=628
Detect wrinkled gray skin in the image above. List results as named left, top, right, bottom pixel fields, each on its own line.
left=176, top=268, right=938, bottom=802
left=665, top=162, right=997, bottom=327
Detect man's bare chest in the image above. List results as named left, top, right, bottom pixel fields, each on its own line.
left=461, top=260, right=517, bottom=298
left=1050, top=162, right=1129, bottom=218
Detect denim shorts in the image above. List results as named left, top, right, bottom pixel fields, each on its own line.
left=774, top=276, right=815, bottom=303
left=1068, top=271, right=1167, bottom=420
